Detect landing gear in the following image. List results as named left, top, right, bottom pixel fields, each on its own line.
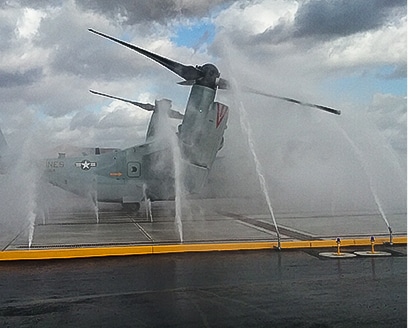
left=122, top=202, right=140, bottom=213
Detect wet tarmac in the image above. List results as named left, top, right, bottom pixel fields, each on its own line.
left=1, top=198, right=406, bottom=250
left=0, top=247, right=406, bottom=327
left=0, top=198, right=406, bottom=327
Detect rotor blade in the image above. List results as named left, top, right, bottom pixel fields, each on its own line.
left=243, top=86, right=341, bottom=115
left=89, top=29, right=203, bottom=81
left=89, top=90, right=155, bottom=111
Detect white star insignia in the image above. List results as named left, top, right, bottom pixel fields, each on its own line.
left=81, top=160, right=91, bottom=170
left=75, top=159, right=97, bottom=171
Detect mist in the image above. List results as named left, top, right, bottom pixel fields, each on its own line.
left=197, top=34, right=406, bottom=223
left=0, top=0, right=406, bottom=245
left=0, top=76, right=405, bottom=247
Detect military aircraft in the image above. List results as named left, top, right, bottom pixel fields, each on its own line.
left=0, top=29, right=340, bottom=212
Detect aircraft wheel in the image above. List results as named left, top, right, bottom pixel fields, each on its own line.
left=122, top=203, right=140, bottom=213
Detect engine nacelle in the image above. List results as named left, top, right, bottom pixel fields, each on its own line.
left=178, top=84, right=228, bottom=193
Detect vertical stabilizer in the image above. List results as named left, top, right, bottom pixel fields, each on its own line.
left=178, top=85, right=229, bottom=193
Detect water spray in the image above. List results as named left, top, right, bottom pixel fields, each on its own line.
left=339, top=127, right=393, bottom=245
left=89, top=184, right=99, bottom=224
left=16, top=139, right=41, bottom=248
left=156, top=99, right=184, bottom=242
left=172, top=139, right=184, bottom=243
left=143, top=183, right=153, bottom=222
left=237, top=100, right=281, bottom=249
left=27, top=211, right=36, bottom=248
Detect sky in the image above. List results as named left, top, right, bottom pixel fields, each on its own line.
left=0, top=0, right=406, bottom=217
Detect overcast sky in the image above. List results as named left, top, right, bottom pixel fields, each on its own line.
left=0, top=0, right=406, bottom=215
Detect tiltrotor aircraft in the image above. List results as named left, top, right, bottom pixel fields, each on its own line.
left=0, top=29, right=340, bottom=212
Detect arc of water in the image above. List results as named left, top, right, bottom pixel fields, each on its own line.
left=27, top=211, right=36, bottom=248
left=172, top=139, right=184, bottom=243
left=339, top=127, right=393, bottom=243
left=156, top=102, right=184, bottom=242
left=238, top=100, right=281, bottom=249
left=143, top=183, right=153, bottom=222
left=218, top=38, right=281, bottom=248
left=89, top=185, right=99, bottom=224
left=17, top=140, right=40, bottom=248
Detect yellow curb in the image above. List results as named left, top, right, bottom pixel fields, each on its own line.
left=276, top=241, right=312, bottom=249
left=152, top=242, right=275, bottom=254
left=0, top=236, right=405, bottom=261
left=0, top=246, right=153, bottom=261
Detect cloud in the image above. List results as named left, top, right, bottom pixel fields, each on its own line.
left=16, top=7, right=46, bottom=38
left=69, top=110, right=99, bottom=130
left=215, top=0, right=406, bottom=82
left=254, top=0, right=406, bottom=44
left=293, top=0, right=406, bottom=39
left=75, top=0, right=234, bottom=25
left=0, top=68, right=43, bottom=87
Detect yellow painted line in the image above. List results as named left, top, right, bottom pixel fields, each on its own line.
left=0, top=237, right=405, bottom=261
left=387, top=236, right=407, bottom=244
left=152, top=242, right=275, bottom=254
left=276, top=241, right=312, bottom=249
left=0, top=246, right=153, bottom=261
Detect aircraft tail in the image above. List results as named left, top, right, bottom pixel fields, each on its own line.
left=180, top=101, right=229, bottom=193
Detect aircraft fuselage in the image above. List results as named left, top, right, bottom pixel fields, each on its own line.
left=43, top=85, right=229, bottom=206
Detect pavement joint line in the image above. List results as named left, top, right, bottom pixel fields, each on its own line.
left=219, top=211, right=318, bottom=241
left=1, top=222, right=30, bottom=252
left=134, top=223, right=155, bottom=242
left=234, top=219, right=278, bottom=237
left=259, top=221, right=317, bottom=239
left=0, top=236, right=406, bottom=261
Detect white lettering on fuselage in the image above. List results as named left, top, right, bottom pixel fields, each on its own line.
left=46, top=160, right=64, bottom=169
